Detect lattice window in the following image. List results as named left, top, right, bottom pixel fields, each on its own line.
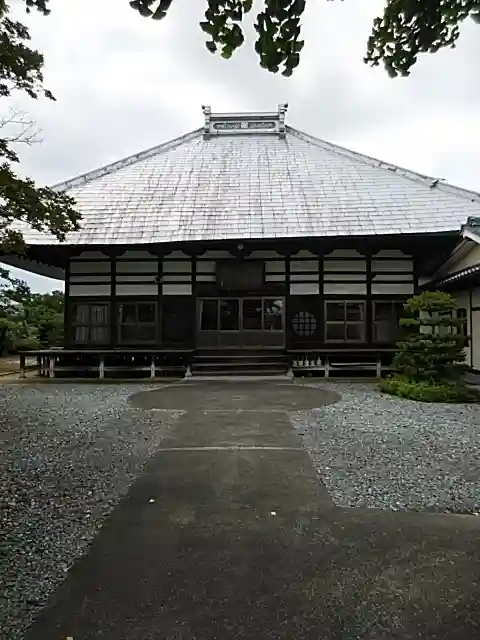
left=325, top=301, right=365, bottom=342
left=72, top=301, right=110, bottom=344
left=292, top=311, right=317, bottom=337
left=118, top=301, right=157, bottom=344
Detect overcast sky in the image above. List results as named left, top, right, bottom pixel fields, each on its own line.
left=4, top=0, right=480, bottom=291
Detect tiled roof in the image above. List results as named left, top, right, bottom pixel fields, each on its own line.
left=18, top=109, right=480, bottom=246
left=431, top=263, right=480, bottom=289
left=463, top=217, right=480, bottom=244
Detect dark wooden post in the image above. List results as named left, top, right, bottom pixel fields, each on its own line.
left=282, top=247, right=292, bottom=350
left=63, top=257, right=71, bottom=347
left=154, top=247, right=164, bottom=348
left=366, top=250, right=373, bottom=345
left=412, top=253, right=419, bottom=294
left=19, top=353, right=26, bottom=378
left=191, top=251, right=197, bottom=350
left=110, top=249, right=117, bottom=348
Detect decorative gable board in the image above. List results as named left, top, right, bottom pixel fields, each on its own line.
left=74, top=251, right=110, bottom=260
left=325, top=249, right=364, bottom=258
left=291, top=249, right=317, bottom=258
left=248, top=250, right=282, bottom=259
left=374, top=249, right=409, bottom=258
left=119, top=250, right=156, bottom=260
left=164, top=250, right=191, bottom=259
left=199, top=250, right=232, bottom=259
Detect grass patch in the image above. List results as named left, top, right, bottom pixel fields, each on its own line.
left=380, top=375, right=480, bottom=403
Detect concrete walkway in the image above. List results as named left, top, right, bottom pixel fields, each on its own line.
left=27, top=382, right=480, bottom=639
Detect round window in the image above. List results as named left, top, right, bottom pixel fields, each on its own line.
left=292, top=311, right=317, bottom=337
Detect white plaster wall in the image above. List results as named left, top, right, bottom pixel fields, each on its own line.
left=324, top=282, right=367, bottom=295
left=69, top=284, right=111, bottom=296
left=290, top=282, right=319, bottom=295
left=116, top=283, right=157, bottom=296
left=70, top=261, right=111, bottom=274
left=371, top=282, right=414, bottom=295
left=116, top=261, right=156, bottom=273
left=472, top=308, right=480, bottom=371
left=324, top=259, right=366, bottom=272
left=372, top=259, right=414, bottom=272
left=452, top=290, right=471, bottom=367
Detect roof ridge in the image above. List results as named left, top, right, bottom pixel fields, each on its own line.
left=287, top=126, right=480, bottom=204
left=53, top=127, right=203, bottom=192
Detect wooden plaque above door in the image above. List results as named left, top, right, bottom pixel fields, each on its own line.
left=216, top=260, right=264, bottom=290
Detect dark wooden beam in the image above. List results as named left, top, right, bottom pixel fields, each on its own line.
left=470, top=288, right=474, bottom=368
left=63, top=260, right=71, bottom=348
left=365, top=251, right=373, bottom=344
left=157, top=254, right=163, bottom=346
left=109, top=251, right=117, bottom=348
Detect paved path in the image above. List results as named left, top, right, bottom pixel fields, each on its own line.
left=27, top=382, right=480, bottom=639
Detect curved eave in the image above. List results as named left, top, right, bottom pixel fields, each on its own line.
left=1, top=253, right=64, bottom=280
left=424, top=263, right=480, bottom=291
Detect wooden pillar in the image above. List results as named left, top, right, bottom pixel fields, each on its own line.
left=150, top=354, right=156, bottom=378
left=191, top=252, right=197, bottom=350
left=19, top=353, right=26, bottom=378
left=284, top=253, right=291, bottom=348
left=49, top=356, right=55, bottom=378
left=470, top=288, right=474, bottom=368
left=366, top=251, right=373, bottom=344
left=156, top=250, right=163, bottom=347
left=110, top=251, right=117, bottom=348
left=324, top=356, right=330, bottom=378
left=317, top=250, right=325, bottom=344
left=99, top=355, right=105, bottom=379
left=64, top=258, right=71, bottom=347
left=412, top=254, right=419, bottom=294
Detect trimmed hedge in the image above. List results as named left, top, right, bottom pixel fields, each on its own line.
left=380, top=375, right=480, bottom=403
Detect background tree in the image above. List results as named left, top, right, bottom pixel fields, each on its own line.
left=0, top=0, right=80, bottom=253
left=26, top=0, right=479, bottom=78
left=0, top=266, right=64, bottom=353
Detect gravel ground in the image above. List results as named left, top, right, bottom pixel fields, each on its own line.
left=0, top=383, right=182, bottom=640
left=291, top=382, right=480, bottom=514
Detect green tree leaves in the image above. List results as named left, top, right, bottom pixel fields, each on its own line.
left=129, top=0, right=174, bottom=20
left=0, top=269, right=64, bottom=353
left=124, top=0, right=480, bottom=77
left=0, top=0, right=80, bottom=252
left=365, top=0, right=480, bottom=77
left=23, top=0, right=480, bottom=77
left=393, top=291, right=467, bottom=382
